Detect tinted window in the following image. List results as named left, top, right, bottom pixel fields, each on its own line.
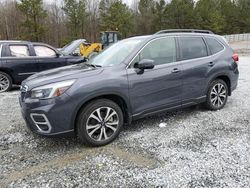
left=132, top=37, right=176, bottom=67
left=34, top=46, right=56, bottom=57
left=9, top=45, right=30, bottom=57
left=206, top=37, right=224, bottom=54
left=179, top=37, right=208, bottom=60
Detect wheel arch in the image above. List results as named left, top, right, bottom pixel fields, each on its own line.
left=0, top=68, right=14, bottom=83
left=207, top=74, right=231, bottom=96
left=73, top=93, right=132, bottom=133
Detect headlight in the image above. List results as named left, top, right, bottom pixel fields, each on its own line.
left=31, top=80, right=75, bottom=99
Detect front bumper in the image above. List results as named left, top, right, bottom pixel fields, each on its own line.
left=19, top=93, right=75, bottom=137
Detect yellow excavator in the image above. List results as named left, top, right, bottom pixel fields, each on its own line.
left=80, top=31, right=120, bottom=58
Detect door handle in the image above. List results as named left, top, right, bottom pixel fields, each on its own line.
left=172, top=68, right=181, bottom=73
left=208, top=62, right=215, bottom=67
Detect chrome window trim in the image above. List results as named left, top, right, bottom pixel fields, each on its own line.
left=126, top=35, right=226, bottom=69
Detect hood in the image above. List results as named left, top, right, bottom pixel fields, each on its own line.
left=22, top=64, right=103, bottom=89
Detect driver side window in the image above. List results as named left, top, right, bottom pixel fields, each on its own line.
left=131, top=37, right=176, bottom=68
left=34, top=45, right=57, bottom=57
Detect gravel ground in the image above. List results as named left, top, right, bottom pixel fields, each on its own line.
left=0, top=57, right=250, bottom=188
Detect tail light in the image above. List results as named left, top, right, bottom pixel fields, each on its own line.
left=232, top=53, right=239, bottom=63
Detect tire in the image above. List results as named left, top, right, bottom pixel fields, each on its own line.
left=205, top=79, right=228, bottom=110
left=0, top=71, right=12, bottom=93
left=77, top=99, right=124, bottom=146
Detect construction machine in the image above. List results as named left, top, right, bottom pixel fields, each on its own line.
left=80, top=31, right=120, bottom=58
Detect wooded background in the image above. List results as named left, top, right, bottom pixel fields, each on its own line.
left=0, top=0, right=249, bottom=47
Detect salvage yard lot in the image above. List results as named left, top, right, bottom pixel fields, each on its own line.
left=0, top=57, right=250, bottom=187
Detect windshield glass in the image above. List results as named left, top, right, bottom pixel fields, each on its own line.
left=61, top=39, right=84, bottom=55
left=88, top=38, right=144, bottom=67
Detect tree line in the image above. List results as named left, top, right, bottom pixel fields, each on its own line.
left=0, top=0, right=249, bottom=47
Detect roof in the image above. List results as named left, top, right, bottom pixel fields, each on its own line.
left=0, top=40, right=28, bottom=43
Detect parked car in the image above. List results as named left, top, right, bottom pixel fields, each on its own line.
left=59, top=39, right=87, bottom=56
left=19, top=29, right=239, bottom=146
left=0, top=40, right=86, bottom=92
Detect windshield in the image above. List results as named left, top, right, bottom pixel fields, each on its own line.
left=88, top=38, right=143, bottom=67
left=61, top=39, right=85, bottom=55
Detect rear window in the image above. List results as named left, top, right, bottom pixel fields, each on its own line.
left=205, top=37, right=224, bottom=55
left=179, top=37, right=208, bottom=60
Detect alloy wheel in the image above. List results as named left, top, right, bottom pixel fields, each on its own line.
left=210, top=83, right=227, bottom=108
left=86, top=107, right=119, bottom=141
left=0, top=73, right=10, bottom=92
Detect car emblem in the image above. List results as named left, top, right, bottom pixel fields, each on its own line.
left=20, top=85, right=28, bottom=92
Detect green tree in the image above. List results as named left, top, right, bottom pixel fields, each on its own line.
left=100, top=0, right=134, bottom=37
left=219, top=0, right=240, bottom=34
left=137, top=0, right=155, bottom=34
left=195, top=0, right=225, bottom=34
left=165, top=0, right=197, bottom=29
left=17, top=0, right=47, bottom=41
left=237, top=0, right=250, bottom=33
left=153, top=0, right=166, bottom=31
left=63, top=0, right=87, bottom=39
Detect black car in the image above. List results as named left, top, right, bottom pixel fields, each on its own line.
left=0, top=40, right=86, bottom=92
left=19, top=30, right=239, bottom=146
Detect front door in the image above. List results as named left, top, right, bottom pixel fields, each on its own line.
left=127, top=37, right=183, bottom=117
left=33, top=45, right=67, bottom=72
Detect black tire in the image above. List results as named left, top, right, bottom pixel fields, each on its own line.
left=77, top=99, right=124, bottom=146
left=0, top=71, right=12, bottom=93
left=205, top=79, right=228, bottom=110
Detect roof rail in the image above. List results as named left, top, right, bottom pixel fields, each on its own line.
left=154, top=29, right=214, bottom=35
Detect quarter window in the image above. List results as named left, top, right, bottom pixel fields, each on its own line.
left=205, top=37, right=224, bottom=55
left=9, top=45, right=30, bottom=57
left=179, top=37, right=208, bottom=60
left=34, top=46, right=57, bottom=57
left=132, top=37, right=176, bottom=67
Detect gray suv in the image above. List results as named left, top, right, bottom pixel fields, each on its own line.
left=19, top=30, right=239, bottom=146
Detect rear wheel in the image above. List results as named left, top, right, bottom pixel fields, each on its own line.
left=77, top=99, right=124, bottom=146
left=205, top=79, right=228, bottom=110
left=0, top=71, right=12, bottom=93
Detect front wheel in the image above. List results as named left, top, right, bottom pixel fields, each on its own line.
left=205, top=79, right=228, bottom=110
left=77, top=99, right=124, bottom=146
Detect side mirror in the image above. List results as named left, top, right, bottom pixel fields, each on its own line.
left=135, top=59, right=154, bottom=74
left=56, top=53, right=61, bottom=58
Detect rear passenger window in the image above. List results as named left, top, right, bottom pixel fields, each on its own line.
left=9, top=45, right=30, bottom=57
left=205, top=37, right=224, bottom=55
left=179, top=37, right=208, bottom=60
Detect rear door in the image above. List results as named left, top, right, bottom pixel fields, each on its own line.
left=178, top=36, right=210, bottom=105
left=33, top=44, right=67, bottom=72
left=2, top=43, right=38, bottom=83
left=127, top=37, right=183, bottom=117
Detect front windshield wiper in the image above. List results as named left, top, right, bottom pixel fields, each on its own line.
left=85, top=63, right=102, bottom=68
